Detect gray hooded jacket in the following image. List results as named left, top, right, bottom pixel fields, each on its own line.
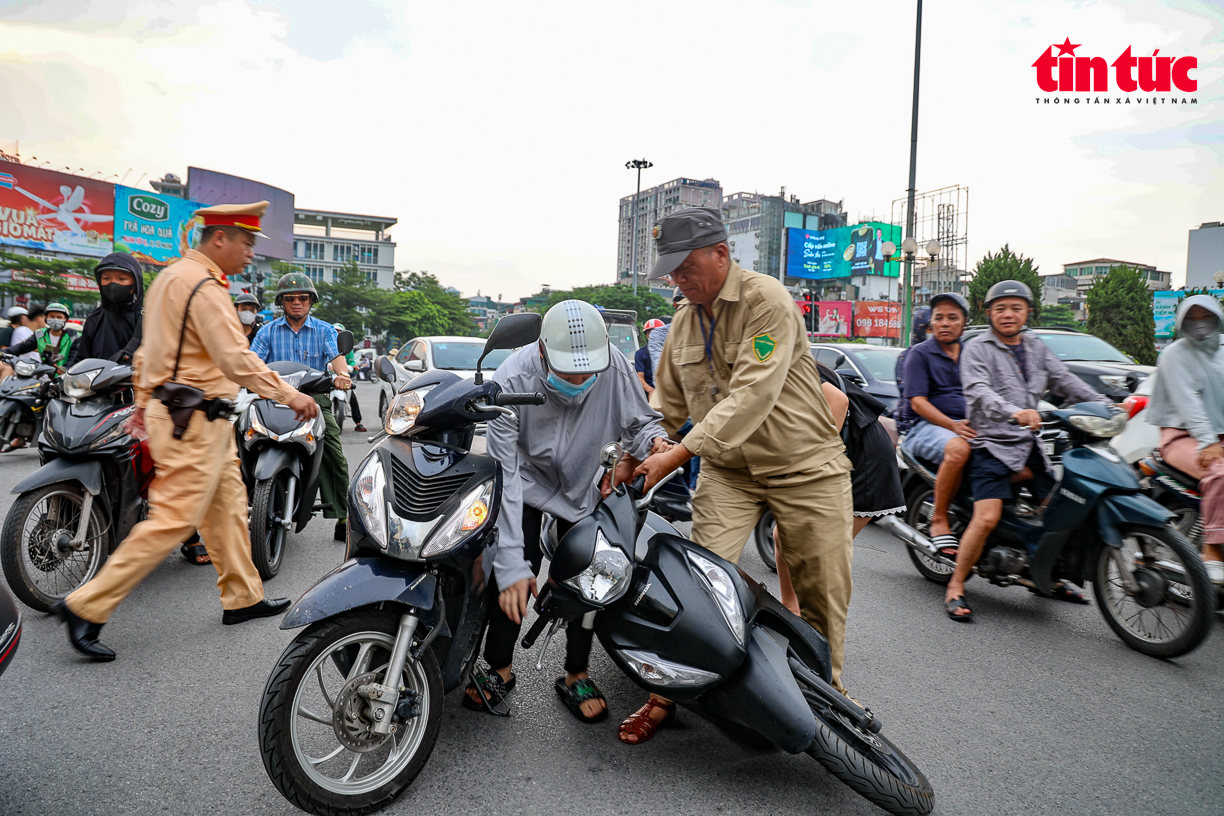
left=1147, top=295, right=1224, bottom=449
left=486, top=345, right=667, bottom=588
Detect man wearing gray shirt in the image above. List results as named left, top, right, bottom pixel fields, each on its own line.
left=947, top=280, right=1106, bottom=621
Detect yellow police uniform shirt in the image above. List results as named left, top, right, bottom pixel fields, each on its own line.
left=133, top=249, right=300, bottom=407
left=651, top=260, right=844, bottom=478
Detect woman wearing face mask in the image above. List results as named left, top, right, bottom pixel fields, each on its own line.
left=65, top=252, right=145, bottom=368
left=234, top=291, right=263, bottom=344
left=1147, top=295, right=1224, bottom=586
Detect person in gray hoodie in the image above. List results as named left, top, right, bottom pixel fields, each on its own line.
left=468, top=300, right=670, bottom=722
left=1147, top=294, right=1224, bottom=585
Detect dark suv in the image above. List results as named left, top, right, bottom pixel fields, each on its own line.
left=961, top=326, right=1153, bottom=402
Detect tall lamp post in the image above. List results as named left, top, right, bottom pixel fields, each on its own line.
left=901, top=0, right=924, bottom=346
left=626, top=158, right=653, bottom=296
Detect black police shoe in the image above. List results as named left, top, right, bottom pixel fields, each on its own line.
left=51, top=601, right=116, bottom=661
left=222, top=597, right=291, bottom=625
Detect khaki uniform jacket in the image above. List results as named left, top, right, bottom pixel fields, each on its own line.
left=651, top=261, right=844, bottom=478
left=133, top=249, right=299, bottom=408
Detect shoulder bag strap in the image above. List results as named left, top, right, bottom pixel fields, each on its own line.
left=171, top=277, right=213, bottom=383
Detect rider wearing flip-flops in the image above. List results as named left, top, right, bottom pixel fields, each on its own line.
left=951, top=281, right=1106, bottom=621
left=470, top=299, right=670, bottom=722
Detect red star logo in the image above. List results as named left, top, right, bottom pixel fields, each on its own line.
left=1054, top=37, right=1081, bottom=56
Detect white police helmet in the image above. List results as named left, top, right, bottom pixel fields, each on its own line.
left=540, top=300, right=611, bottom=376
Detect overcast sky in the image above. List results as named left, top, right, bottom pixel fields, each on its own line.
left=2, top=0, right=1220, bottom=299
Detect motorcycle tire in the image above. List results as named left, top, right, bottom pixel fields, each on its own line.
left=1092, top=524, right=1213, bottom=659
left=333, top=399, right=346, bottom=434
left=259, top=609, right=443, bottom=816
left=250, top=475, right=289, bottom=580
left=1, top=482, right=109, bottom=613
left=754, top=509, right=777, bottom=572
left=1152, top=497, right=1224, bottom=611
left=378, top=392, right=387, bottom=422
left=903, top=486, right=958, bottom=586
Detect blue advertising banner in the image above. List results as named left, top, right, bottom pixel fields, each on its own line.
left=785, top=222, right=902, bottom=280
left=1154, top=289, right=1224, bottom=339
left=112, top=185, right=203, bottom=267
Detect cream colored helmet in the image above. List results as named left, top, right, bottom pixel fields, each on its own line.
left=540, top=300, right=611, bottom=375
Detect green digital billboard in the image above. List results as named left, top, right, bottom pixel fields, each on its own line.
left=786, top=221, right=902, bottom=280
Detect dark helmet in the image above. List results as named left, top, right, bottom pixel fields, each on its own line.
left=234, top=292, right=260, bottom=307
left=929, top=292, right=969, bottom=317
left=911, top=307, right=931, bottom=343
left=274, top=272, right=319, bottom=306
left=983, top=280, right=1033, bottom=309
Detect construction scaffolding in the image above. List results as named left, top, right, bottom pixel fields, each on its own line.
left=891, top=185, right=970, bottom=302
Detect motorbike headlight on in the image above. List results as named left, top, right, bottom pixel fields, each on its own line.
left=1098, top=374, right=1129, bottom=391
left=353, top=455, right=388, bottom=549
left=563, top=530, right=632, bottom=605
left=421, top=479, right=495, bottom=557
left=62, top=368, right=102, bottom=400
left=13, top=359, right=36, bottom=377
left=617, top=649, right=720, bottom=688
left=384, top=385, right=435, bottom=436
left=685, top=549, right=746, bottom=645
left=1068, top=411, right=1128, bottom=438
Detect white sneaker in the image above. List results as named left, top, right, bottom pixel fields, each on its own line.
left=1204, top=561, right=1224, bottom=586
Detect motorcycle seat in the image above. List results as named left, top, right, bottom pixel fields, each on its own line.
left=1152, top=452, right=1201, bottom=492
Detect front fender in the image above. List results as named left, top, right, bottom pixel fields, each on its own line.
left=1096, top=492, right=1175, bottom=548
left=281, top=557, right=437, bottom=629
left=253, top=445, right=302, bottom=483
left=12, top=458, right=103, bottom=496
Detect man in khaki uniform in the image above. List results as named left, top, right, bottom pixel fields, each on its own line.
left=52, top=202, right=320, bottom=661
left=626, top=207, right=853, bottom=741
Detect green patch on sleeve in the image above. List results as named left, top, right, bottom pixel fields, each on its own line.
left=752, top=334, right=776, bottom=362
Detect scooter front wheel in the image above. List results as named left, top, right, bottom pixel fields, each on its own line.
left=251, top=475, right=289, bottom=580
left=754, top=510, right=777, bottom=572
left=259, top=609, right=443, bottom=816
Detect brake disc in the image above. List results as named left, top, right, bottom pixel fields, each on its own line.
left=332, top=671, right=392, bottom=753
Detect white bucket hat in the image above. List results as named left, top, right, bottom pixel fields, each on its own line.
left=540, top=300, right=611, bottom=376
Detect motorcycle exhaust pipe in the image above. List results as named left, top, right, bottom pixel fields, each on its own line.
left=875, top=515, right=939, bottom=558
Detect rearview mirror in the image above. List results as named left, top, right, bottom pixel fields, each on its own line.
left=405, top=360, right=425, bottom=372
left=336, top=330, right=354, bottom=356
left=476, top=313, right=542, bottom=384
left=835, top=368, right=865, bottom=386
left=376, top=356, right=397, bottom=384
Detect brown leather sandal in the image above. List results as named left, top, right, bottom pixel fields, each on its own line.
left=618, top=697, right=676, bottom=745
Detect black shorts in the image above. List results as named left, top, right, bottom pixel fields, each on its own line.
left=966, top=444, right=1056, bottom=503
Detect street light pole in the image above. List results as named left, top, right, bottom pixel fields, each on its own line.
left=901, top=0, right=924, bottom=347
left=626, top=159, right=653, bottom=296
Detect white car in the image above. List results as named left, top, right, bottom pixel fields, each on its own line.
left=376, top=336, right=514, bottom=420
left=1111, top=372, right=1160, bottom=464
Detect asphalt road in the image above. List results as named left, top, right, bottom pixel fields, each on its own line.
left=1, top=429, right=1222, bottom=816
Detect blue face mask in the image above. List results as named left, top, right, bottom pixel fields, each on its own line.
left=547, top=371, right=597, bottom=397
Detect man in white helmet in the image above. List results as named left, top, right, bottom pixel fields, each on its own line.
left=473, top=299, right=671, bottom=722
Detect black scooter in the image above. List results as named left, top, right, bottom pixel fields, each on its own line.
left=1137, top=452, right=1224, bottom=607
left=0, top=352, right=59, bottom=452
left=235, top=331, right=352, bottom=579
left=0, top=358, right=154, bottom=612
left=257, top=314, right=547, bottom=816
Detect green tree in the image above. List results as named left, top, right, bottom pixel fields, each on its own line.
left=966, top=245, right=1043, bottom=325
left=394, top=270, right=478, bottom=336
left=532, top=284, right=672, bottom=324
left=374, top=290, right=451, bottom=347
left=1085, top=266, right=1157, bottom=365
left=1037, top=303, right=1082, bottom=329
left=314, top=260, right=388, bottom=343
left=0, top=249, right=101, bottom=310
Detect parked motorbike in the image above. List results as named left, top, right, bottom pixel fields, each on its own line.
left=256, top=313, right=544, bottom=815
left=879, top=403, right=1214, bottom=658
left=332, top=385, right=348, bottom=433
left=0, top=358, right=154, bottom=612
left=0, top=580, right=21, bottom=679
left=0, top=353, right=59, bottom=452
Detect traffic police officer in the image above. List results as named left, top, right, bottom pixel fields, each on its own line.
left=629, top=207, right=854, bottom=740
left=52, top=201, right=320, bottom=661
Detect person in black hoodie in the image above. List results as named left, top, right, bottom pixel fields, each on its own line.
left=65, top=252, right=144, bottom=367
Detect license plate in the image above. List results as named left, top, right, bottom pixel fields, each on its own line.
left=1043, top=441, right=1055, bottom=456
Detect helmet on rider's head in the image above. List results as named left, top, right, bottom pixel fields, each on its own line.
left=540, top=300, right=611, bottom=376
left=983, top=280, right=1033, bottom=309
left=273, top=272, right=319, bottom=306
left=911, top=307, right=931, bottom=343
left=643, top=318, right=665, bottom=332
left=6, top=306, right=28, bottom=320
left=929, top=292, right=969, bottom=318
left=234, top=292, right=260, bottom=307
left=45, top=302, right=70, bottom=319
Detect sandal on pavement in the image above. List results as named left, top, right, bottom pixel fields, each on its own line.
left=180, top=541, right=211, bottom=566
left=945, top=595, right=973, bottom=622
left=554, top=676, right=608, bottom=723
left=618, top=698, right=675, bottom=745
left=1034, top=582, right=1089, bottom=604
left=462, top=668, right=515, bottom=714
left=930, top=534, right=960, bottom=558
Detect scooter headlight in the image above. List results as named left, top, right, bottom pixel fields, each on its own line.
left=13, top=359, right=36, bottom=377
left=385, top=385, right=436, bottom=436
left=421, top=479, right=495, bottom=557
left=62, top=367, right=102, bottom=400
left=686, top=549, right=745, bottom=646
left=353, top=454, right=387, bottom=549
left=563, top=530, right=631, bottom=605
left=1068, top=411, right=1128, bottom=438
left=617, top=649, right=720, bottom=688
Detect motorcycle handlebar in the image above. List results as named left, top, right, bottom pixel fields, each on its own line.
left=520, top=613, right=549, bottom=649
left=630, top=474, right=647, bottom=495
left=496, top=392, right=546, bottom=407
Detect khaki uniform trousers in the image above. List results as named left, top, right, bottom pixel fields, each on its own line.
left=67, top=400, right=264, bottom=624
left=690, top=456, right=853, bottom=690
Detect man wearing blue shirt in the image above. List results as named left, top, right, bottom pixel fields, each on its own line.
left=251, top=273, right=351, bottom=541
left=901, top=293, right=974, bottom=557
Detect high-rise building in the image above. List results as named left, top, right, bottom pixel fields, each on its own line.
left=617, top=177, right=722, bottom=294
left=726, top=192, right=847, bottom=284
left=288, top=209, right=397, bottom=289
left=1186, top=222, right=1224, bottom=289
